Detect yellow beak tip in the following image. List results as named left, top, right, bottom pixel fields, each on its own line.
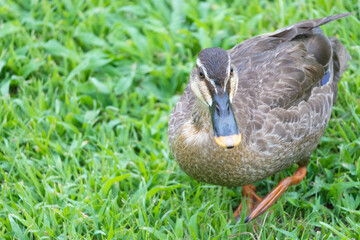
left=214, top=134, right=242, bottom=149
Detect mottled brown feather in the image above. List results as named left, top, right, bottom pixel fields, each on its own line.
left=168, top=14, right=351, bottom=187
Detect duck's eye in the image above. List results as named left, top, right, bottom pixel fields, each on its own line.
left=230, top=67, right=234, bottom=75
left=199, top=67, right=205, bottom=79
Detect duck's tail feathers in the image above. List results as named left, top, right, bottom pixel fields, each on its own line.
left=331, top=37, right=351, bottom=76
left=270, top=13, right=353, bottom=41
left=330, top=37, right=351, bottom=102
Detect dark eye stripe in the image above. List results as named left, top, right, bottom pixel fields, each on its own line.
left=226, top=77, right=232, bottom=93
left=204, top=79, right=215, bottom=96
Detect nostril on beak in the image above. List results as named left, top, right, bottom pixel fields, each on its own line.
left=215, top=103, right=220, bottom=115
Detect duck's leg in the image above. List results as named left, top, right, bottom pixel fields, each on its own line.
left=233, top=184, right=262, bottom=221
left=244, top=165, right=307, bottom=223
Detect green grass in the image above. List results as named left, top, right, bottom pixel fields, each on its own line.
left=0, top=0, right=359, bottom=239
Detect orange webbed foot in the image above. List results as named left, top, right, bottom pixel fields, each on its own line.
left=233, top=165, right=307, bottom=223
left=233, top=184, right=262, bottom=222
left=245, top=166, right=307, bottom=223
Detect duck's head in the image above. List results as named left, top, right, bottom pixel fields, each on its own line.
left=190, top=47, right=241, bottom=149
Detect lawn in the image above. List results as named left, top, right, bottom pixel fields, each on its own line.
left=0, top=0, right=359, bottom=239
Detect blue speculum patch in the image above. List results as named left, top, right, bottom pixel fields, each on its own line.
left=321, top=71, right=330, bottom=86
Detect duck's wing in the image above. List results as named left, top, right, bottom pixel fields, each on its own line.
left=230, top=13, right=351, bottom=111
left=229, top=14, right=351, bottom=155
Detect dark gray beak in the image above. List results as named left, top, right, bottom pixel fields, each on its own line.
left=210, top=90, right=241, bottom=149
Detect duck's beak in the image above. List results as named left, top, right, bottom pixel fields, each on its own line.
left=210, top=90, right=241, bottom=149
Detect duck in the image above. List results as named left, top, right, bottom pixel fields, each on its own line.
left=168, top=13, right=351, bottom=222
